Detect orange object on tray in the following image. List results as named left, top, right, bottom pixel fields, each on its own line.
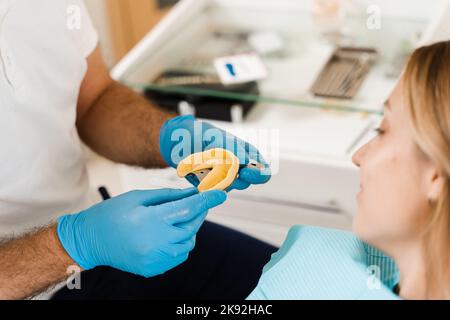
left=177, top=148, right=240, bottom=192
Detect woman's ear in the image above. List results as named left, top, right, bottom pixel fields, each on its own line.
left=426, top=166, right=445, bottom=204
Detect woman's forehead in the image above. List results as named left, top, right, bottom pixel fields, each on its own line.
left=385, top=81, right=406, bottom=113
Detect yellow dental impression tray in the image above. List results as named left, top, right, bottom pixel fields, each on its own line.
left=177, top=148, right=240, bottom=192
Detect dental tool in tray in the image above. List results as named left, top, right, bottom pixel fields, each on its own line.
left=311, top=47, right=378, bottom=99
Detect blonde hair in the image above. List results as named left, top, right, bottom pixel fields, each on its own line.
left=403, top=41, right=450, bottom=298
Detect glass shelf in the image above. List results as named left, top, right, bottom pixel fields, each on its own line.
left=119, top=1, right=431, bottom=116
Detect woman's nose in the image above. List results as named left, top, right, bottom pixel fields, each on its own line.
left=352, top=144, right=367, bottom=167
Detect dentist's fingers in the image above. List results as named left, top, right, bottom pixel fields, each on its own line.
left=120, top=188, right=198, bottom=207
left=185, top=174, right=200, bottom=187
left=168, top=236, right=197, bottom=256
left=244, top=142, right=269, bottom=166
left=227, top=178, right=250, bottom=192
left=239, top=167, right=271, bottom=185
left=161, top=190, right=227, bottom=225
left=175, top=211, right=208, bottom=235
left=144, top=188, right=199, bottom=206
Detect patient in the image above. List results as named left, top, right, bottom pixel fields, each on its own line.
left=54, top=41, right=449, bottom=300
left=249, top=40, right=450, bottom=300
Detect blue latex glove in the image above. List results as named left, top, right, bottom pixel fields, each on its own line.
left=160, top=115, right=271, bottom=191
left=57, top=188, right=226, bottom=277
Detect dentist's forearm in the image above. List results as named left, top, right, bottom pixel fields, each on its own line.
left=76, top=81, right=175, bottom=168
left=0, top=225, right=76, bottom=300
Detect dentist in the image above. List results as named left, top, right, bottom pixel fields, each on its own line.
left=0, top=0, right=273, bottom=299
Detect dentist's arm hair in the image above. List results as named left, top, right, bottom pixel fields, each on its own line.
left=76, top=46, right=175, bottom=168
left=0, top=225, right=76, bottom=300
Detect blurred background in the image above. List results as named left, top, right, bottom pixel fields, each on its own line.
left=83, top=0, right=450, bottom=246
left=84, top=0, right=178, bottom=67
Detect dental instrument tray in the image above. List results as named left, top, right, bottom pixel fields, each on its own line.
left=143, top=71, right=259, bottom=122
left=310, top=47, right=378, bottom=100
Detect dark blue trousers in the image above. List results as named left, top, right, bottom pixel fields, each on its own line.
left=52, top=221, right=277, bottom=300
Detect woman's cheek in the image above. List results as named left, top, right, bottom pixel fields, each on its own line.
left=354, top=149, right=400, bottom=238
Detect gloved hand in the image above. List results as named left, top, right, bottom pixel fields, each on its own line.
left=160, top=115, right=271, bottom=191
left=57, top=188, right=226, bottom=277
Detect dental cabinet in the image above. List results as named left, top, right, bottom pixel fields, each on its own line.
left=103, top=0, right=450, bottom=246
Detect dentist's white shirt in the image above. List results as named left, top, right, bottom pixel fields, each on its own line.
left=0, top=0, right=98, bottom=237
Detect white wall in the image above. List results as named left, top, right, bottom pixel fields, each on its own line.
left=421, top=0, right=450, bottom=44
